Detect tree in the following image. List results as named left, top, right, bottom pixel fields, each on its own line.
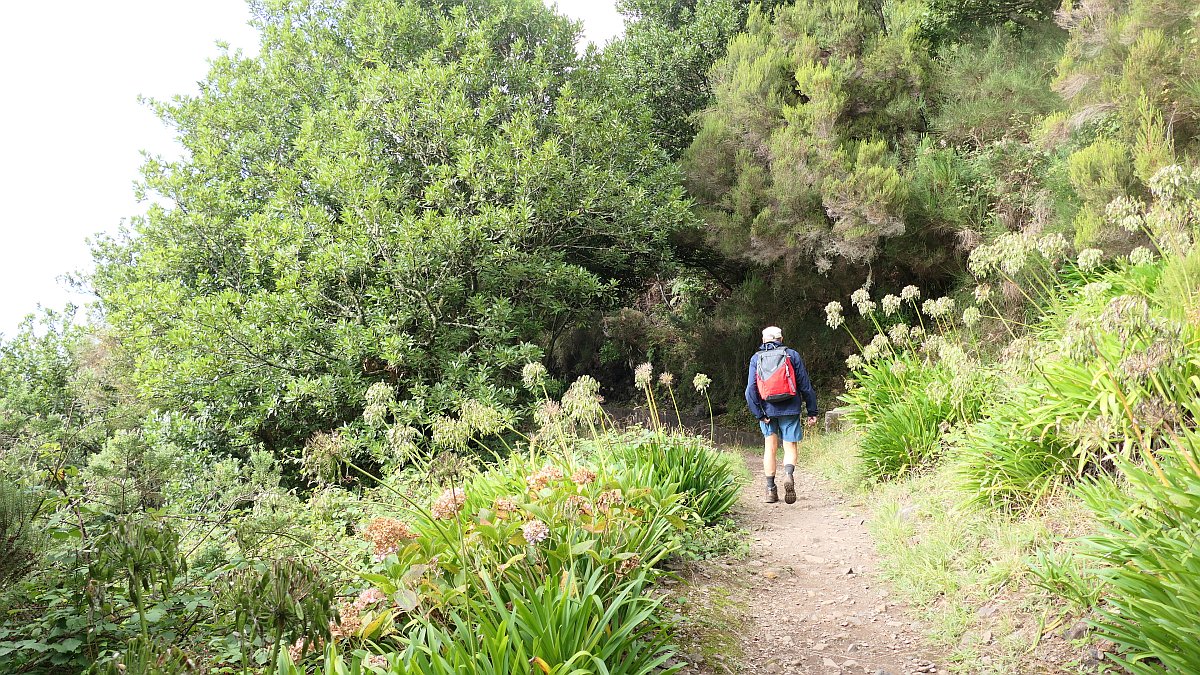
left=606, top=0, right=789, bottom=157
left=91, top=0, right=693, bottom=460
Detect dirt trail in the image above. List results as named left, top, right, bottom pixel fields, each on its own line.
left=673, top=447, right=945, bottom=675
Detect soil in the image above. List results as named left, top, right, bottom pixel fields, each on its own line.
left=669, top=447, right=945, bottom=675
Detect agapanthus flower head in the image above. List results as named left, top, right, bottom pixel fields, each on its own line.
left=881, top=294, right=902, bottom=316
left=365, top=382, right=394, bottom=408
left=562, top=376, right=604, bottom=423
left=909, top=326, right=926, bottom=342
left=1105, top=195, right=1146, bottom=233
left=1081, top=282, right=1112, bottom=301
left=1076, top=248, right=1104, bottom=272
left=856, top=299, right=877, bottom=316
left=535, top=400, right=563, bottom=429
left=892, top=360, right=909, bottom=376
left=634, top=362, right=653, bottom=389
left=459, top=399, right=513, bottom=437
left=825, top=301, right=845, bottom=329
left=431, top=487, right=466, bottom=520
left=1149, top=164, right=1191, bottom=201
left=692, top=373, right=712, bottom=393
left=658, top=372, right=674, bottom=387
left=521, top=519, right=550, bottom=544
left=870, top=333, right=889, bottom=350
left=962, top=306, right=982, bottom=327
left=850, top=287, right=870, bottom=305
left=861, top=343, right=880, bottom=362
left=1129, top=246, right=1155, bottom=266
left=362, top=517, right=418, bottom=560
left=521, top=362, right=548, bottom=390
left=887, top=323, right=911, bottom=346
left=432, top=416, right=470, bottom=451
left=846, top=354, right=865, bottom=371
left=571, top=467, right=597, bottom=486
left=901, top=285, right=921, bottom=301
left=974, top=284, right=991, bottom=304
left=1036, top=233, right=1069, bottom=264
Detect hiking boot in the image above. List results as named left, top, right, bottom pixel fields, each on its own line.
left=783, top=474, right=796, bottom=504
left=765, top=485, right=779, bottom=503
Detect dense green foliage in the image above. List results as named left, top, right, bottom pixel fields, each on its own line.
left=6, top=0, right=1200, bottom=670
left=92, top=0, right=692, bottom=463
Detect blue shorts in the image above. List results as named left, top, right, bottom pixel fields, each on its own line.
left=759, top=415, right=803, bottom=442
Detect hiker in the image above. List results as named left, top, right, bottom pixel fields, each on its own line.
left=746, top=326, right=819, bottom=504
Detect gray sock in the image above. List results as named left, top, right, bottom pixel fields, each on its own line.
left=784, top=464, right=795, bottom=476
left=765, top=475, right=776, bottom=488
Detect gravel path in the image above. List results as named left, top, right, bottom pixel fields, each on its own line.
left=673, top=447, right=946, bottom=675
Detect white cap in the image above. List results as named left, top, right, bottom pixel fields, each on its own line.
left=762, top=326, right=783, bottom=343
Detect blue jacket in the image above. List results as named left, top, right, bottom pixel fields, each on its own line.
left=745, top=342, right=819, bottom=420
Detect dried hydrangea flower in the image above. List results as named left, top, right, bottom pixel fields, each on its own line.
left=430, top=487, right=466, bottom=520
left=493, top=497, right=518, bottom=517
left=356, top=588, right=387, bottom=608
left=563, top=494, right=593, bottom=516
left=362, top=517, right=418, bottom=560
left=526, top=465, right=565, bottom=492
left=521, top=519, right=550, bottom=544
left=634, top=362, right=653, bottom=389
left=596, top=489, right=624, bottom=509
left=571, top=468, right=597, bottom=486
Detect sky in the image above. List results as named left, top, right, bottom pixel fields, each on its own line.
left=0, top=0, right=624, bottom=338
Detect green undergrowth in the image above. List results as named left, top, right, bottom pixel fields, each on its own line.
left=804, top=433, right=1106, bottom=674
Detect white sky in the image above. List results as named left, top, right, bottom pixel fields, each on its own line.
left=0, top=0, right=624, bottom=338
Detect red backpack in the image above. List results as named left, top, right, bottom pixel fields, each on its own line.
left=755, top=346, right=797, bottom=402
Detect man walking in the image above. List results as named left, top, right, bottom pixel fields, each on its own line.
left=746, top=326, right=819, bottom=504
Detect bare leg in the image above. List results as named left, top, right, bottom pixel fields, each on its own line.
left=762, top=433, right=780, bottom=476
left=782, top=440, right=799, bottom=467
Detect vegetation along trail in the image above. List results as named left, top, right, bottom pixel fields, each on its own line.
left=676, top=444, right=943, bottom=675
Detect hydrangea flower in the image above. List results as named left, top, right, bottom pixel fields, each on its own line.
left=571, top=468, right=597, bottom=486
left=362, top=517, right=418, bottom=560
left=431, top=487, right=466, bottom=520
left=522, top=519, right=550, bottom=544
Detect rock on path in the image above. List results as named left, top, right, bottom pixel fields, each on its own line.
left=676, top=448, right=945, bottom=675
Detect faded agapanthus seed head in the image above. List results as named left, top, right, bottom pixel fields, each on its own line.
left=1076, top=248, right=1104, bottom=272
left=1036, top=233, right=1069, bottom=264
left=900, top=285, right=920, bottom=302
left=658, top=372, right=674, bottom=387
left=825, top=301, right=845, bottom=329
left=460, top=399, right=513, bottom=437
left=887, top=323, right=911, bottom=346
left=1081, top=282, right=1112, bottom=301
left=1105, top=195, right=1146, bottom=233
left=892, top=360, right=908, bottom=376
left=386, top=424, right=420, bottom=458
left=562, top=375, right=604, bottom=423
left=846, top=354, right=865, bottom=371
left=962, top=306, right=982, bottom=327
left=535, top=400, right=563, bottom=430
left=432, top=416, right=471, bottom=451
left=974, top=284, right=991, bottom=304
left=521, top=362, right=548, bottom=390
left=692, top=373, right=712, bottom=393
left=881, top=294, right=901, bottom=316
left=861, top=344, right=880, bottom=362
left=634, top=362, right=653, bottom=389
left=1129, top=246, right=1155, bottom=266
left=365, top=382, right=395, bottom=408
left=521, top=519, right=550, bottom=544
